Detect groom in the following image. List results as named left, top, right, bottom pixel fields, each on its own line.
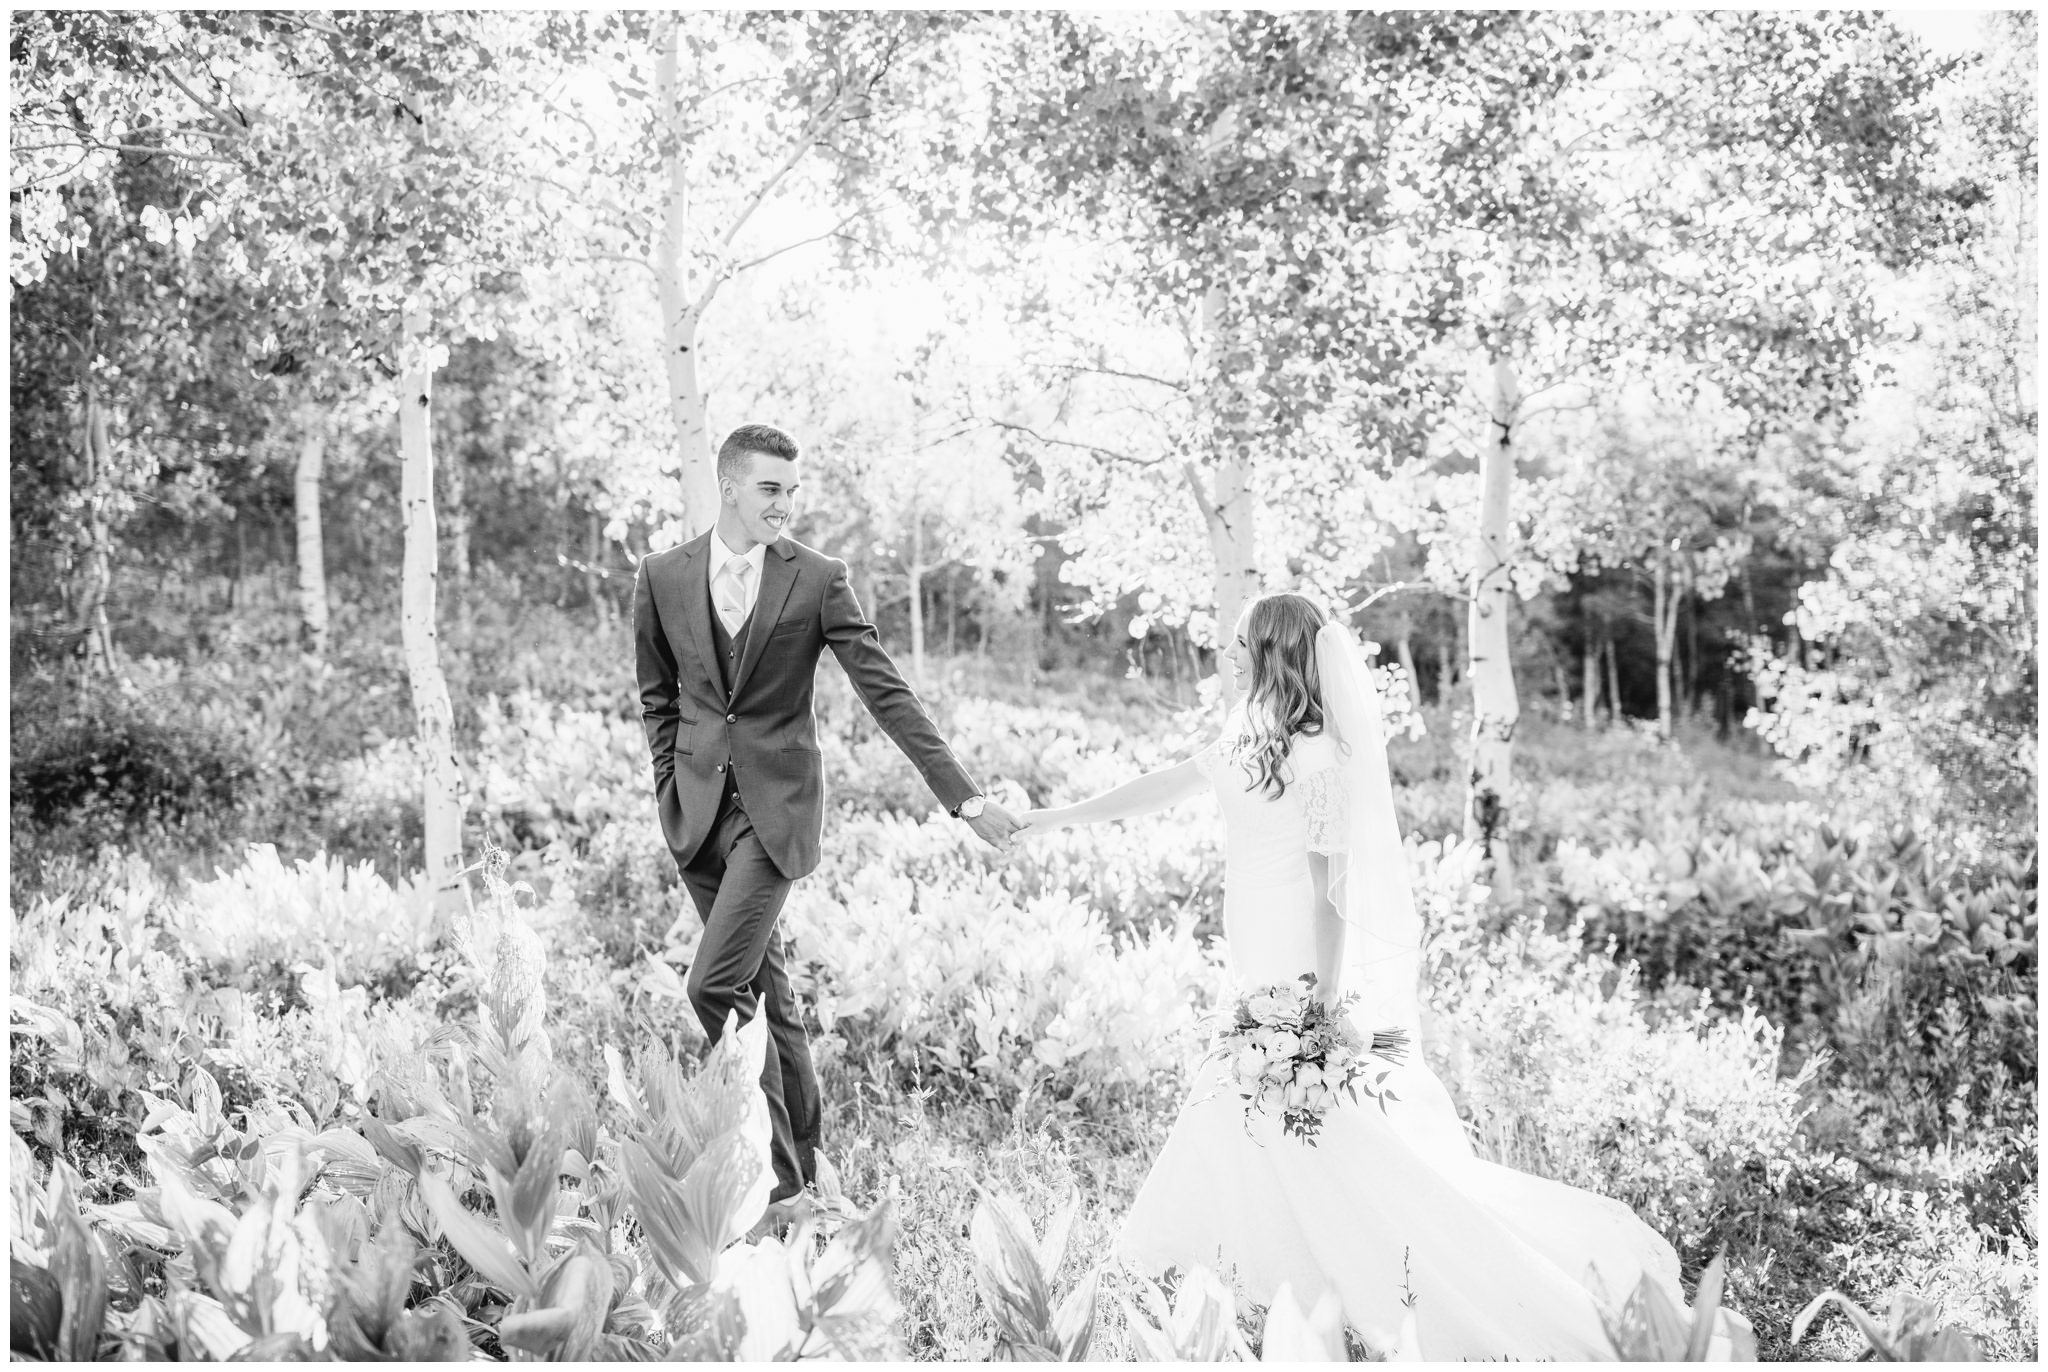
left=633, top=422, right=1023, bottom=1213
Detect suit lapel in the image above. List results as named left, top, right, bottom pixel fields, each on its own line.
left=675, top=531, right=723, bottom=696
left=730, top=538, right=797, bottom=701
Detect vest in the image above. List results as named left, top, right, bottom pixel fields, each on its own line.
left=708, top=592, right=755, bottom=699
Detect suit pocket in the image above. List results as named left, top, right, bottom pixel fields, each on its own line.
left=674, top=718, right=697, bottom=755
left=767, top=618, right=806, bottom=639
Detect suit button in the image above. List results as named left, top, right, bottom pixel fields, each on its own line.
left=727, top=713, right=737, bottom=723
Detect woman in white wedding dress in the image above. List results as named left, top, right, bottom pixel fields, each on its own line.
left=1021, top=593, right=1690, bottom=1360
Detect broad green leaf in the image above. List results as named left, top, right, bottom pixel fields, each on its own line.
left=48, top=1177, right=109, bottom=1363
left=1604, top=1268, right=1691, bottom=1358
left=1051, top=1265, right=1099, bottom=1361
left=497, top=1305, right=577, bottom=1355
left=1260, top=1282, right=1344, bottom=1362
left=503, top=1119, right=566, bottom=1264
left=10, top=1258, right=62, bottom=1359
left=385, top=1300, right=473, bottom=1362
left=417, top=1173, right=537, bottom=1302
left=169, top=1288, right=253, bottom=1360
left=1684, top=1251, right=1727, bottom=1362
left=1117, top=1295, right=1180, bottom=1362
left=1166, top=1264, right=1241, bottom=1360
left=677, top=1127, right=773, bottom=1264
left=969, top=1192, right=1056, bottom=1346
left=1036, top=1186, right=1079, bottom=1280
left=720, top=1238, right=803, bottom=1361
left=360, top=1114, right=424, bottom=1177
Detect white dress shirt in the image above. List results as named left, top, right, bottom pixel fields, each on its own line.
left=708, top=529, right=768, bottom=636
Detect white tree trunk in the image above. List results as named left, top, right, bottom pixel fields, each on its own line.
left=654, top=15, right=719, bottom=537
left=444, top=434, right=470, bottom=630
left=1187, top=451, right=1261, bottom=710
left=293, top=403, right=330, bottom=658
left=1605, top=636, right=1622, bottom=723
left=1394, top=626, right=1419, bottom=696
left=1653, top=550, right=1675, bottom=742
left=399, top=308, right=468, bottom=919
left=908, top=513, right=926, bottom=685
left=74, top=383, right=119, bottom=681
left=946, top=568, right=959, bottom=657
left=1465, top=349, right=1521, bottom=898
left=1581, top=636, right=1600, bottom=729
left=585, top=508, right=604, bottom=616
left=1190, top=286, right=1260, bottom=703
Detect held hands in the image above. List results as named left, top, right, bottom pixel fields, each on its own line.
left=963, top=799, right=1027, bottom=854
left=1016, top=808, right=1068, bottom=837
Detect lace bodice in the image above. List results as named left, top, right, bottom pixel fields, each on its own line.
left=1195, top=728, right=1348, bottom=850
left=1194, top=728, right=1350, bottom=989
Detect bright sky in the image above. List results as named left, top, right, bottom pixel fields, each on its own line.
left=1883, top=10, right=1993, bottom=55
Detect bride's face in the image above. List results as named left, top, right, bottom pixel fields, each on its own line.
left=1226, top=620, right=1253, bottom=688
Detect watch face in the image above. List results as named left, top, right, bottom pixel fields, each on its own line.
left=960, top=797, right=985, bottom=818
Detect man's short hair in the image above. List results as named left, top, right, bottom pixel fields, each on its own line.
left=717, top=423, right=801, bottom=483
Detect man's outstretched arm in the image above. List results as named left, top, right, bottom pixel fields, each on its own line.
left=819, top=559, right=1021, bottom=848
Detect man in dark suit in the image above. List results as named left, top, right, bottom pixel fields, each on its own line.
left=633, top=422, right=1022, bottom=1215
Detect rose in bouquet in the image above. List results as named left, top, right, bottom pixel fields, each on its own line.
left=1207, top=972, right=1409, bottom=1145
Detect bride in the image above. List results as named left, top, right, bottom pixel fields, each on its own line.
left=1019, top=592, right=1690, bottom=1359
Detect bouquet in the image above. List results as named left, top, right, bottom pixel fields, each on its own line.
left=1208, top=972, right=1409, bottom=1145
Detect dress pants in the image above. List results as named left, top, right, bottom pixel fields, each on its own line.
left=677, top=788, right=821, bottom=1203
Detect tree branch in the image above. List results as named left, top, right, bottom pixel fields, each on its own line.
left=1180, top=461, right=1218, bottom=523
left=267, top=11, right=347, bottom=40
left=1037, top=360, right=1191, bottom=393
left=1349, top=580, right=1467, bottom=612
left=727, top=207, right=872, bottom=276
left=984, top=418, right=1159, bottom=468
left=699, top=74, right=780, bottom=105
left=574, top=252, right=661, bottom=280
left=1521, top=394, right=1601, bottom=421
left=12, top=153, right=96, bottom=189
left=691, top=96, right=840, bottom=315
left=13, top=139, right=241, bottom=166
left=535, top=96, right=603, bottom=154
left=158, top=63, right=242, bottom=134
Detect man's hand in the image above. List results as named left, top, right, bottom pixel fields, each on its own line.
left=964, top=798, right=1026, bottom=853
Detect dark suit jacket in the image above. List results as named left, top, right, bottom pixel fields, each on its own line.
left=633, top=531, right=979, bottom=880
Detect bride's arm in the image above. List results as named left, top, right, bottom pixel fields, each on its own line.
left=1021, top=757, right=1205, bottom=831
left=1307, top=851, right=1345, bottom=1005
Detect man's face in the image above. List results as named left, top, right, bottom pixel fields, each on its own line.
left=721, top=452, right=800, bottom=546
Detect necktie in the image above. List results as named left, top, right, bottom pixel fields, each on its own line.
left=718, top=556, right=754, bottom=637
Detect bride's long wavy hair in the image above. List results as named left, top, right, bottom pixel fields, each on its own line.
left=1229, top=592, right=1328, bottom=799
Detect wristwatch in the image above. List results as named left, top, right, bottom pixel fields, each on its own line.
left=954, top=795, right=987, bottom=820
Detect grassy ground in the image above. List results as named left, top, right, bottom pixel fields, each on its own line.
left=9, top=629, right=2035, bottom=1361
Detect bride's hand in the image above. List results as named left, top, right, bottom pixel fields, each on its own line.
left=1018, top=808, right=1067, bottom=836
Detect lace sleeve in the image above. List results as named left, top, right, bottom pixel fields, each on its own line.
left=1301, top=765, right=1348, bottom=854
left=1192, top=739, right=1222, bottom=782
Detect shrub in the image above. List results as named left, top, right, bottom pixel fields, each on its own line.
left=573, top=819, right=685, bottom=965
left=1415, top=839, right=1819, bottom=1253
left=1550, top=815, right=2037, bottom=1155
left=322, top=738, right=426, bottom=876
left=11, top=684, right=252, bottom=828
left=780, top=813, right=1228, bottom=1117
left=472, top=690, right=644, bottom=850
left=8, top=845, right=910, bottom=1363
left=175, top=844, right=438, bottom=985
